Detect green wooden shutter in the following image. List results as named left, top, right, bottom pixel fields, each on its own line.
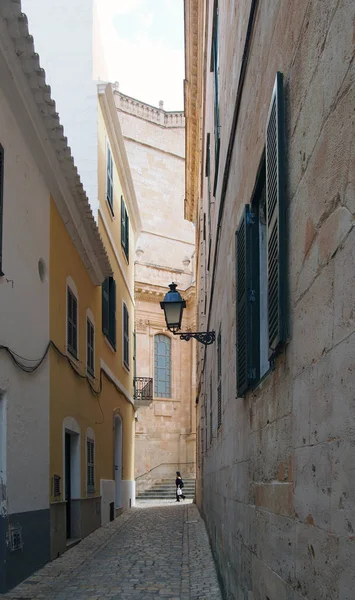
left=121, top=196, right=126, bottom=253
left=0, top=145, right=4, bottom=276
left=67, top=288, right=78, bottom=356
left=109, top=278, right=116, bottom=348
left=72, top=294, right=78, bottom=355
left=266, top=72, right=286, bottom=356
left=123, top=304, right=129, bottom=367
left=102, top=278, right=109, bottom=336
left=236, top=205, right=251, bottom=397
left=125, top=209, right=129, bottom=261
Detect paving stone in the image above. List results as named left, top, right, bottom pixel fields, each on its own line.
left=0, top=500, right=222, bottom=600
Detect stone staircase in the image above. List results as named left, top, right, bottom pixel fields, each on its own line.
left=136, top=478, right=196, bottom=500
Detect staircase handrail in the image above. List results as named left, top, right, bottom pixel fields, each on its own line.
left=135, top=461, right=195, bottom=482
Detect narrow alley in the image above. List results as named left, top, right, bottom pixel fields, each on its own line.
left=1, top=501, right=222, bottom=600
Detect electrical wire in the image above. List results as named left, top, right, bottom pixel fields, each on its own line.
left=0, top=340, right=133, bottom=424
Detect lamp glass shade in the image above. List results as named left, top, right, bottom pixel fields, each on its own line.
left=160, top=283, right=186, bottom=332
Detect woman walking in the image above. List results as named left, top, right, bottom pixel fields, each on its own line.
left=175, top=471, right=185, bottom=502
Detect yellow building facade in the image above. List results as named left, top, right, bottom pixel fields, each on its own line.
left=49, top=83, right=140, bottom=559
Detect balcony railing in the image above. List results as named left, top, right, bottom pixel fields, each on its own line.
left=134, top=377, right=153, bottom=406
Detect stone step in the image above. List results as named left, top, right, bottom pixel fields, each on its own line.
left=136, top=478, right=196, bottom=499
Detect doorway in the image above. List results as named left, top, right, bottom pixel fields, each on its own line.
left=65, top=433, right=71, bottom=538
left=114, top=415, right=122, bottom=509
left=63, top=424, right=80, bottom=540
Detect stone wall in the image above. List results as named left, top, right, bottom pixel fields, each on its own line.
left=115, top=93, right=197, bottom=489
left=193, top=1, right=355, bottom=599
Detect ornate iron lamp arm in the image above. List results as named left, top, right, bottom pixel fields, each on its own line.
left=173, top=331, right=216, bottom=346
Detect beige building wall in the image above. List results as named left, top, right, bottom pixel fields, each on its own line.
left=114, top=90, right=197, bottom=490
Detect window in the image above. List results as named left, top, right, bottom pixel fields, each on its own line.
left=154, top=334, right=171, bottom=398
left=67, top=287, right=78, bottom=358
left=121, top=196, right=129, bottom=261
left=217, top=330, right=222, bottom=428
left=87, top=438, right=95, bottom=494
left=206, top=133, right=212, bottom=271
left=87, top=318, right=95, bottom=376
left=123, top=303, right=130, bottom=369
left=236, top=72, right=286, bottom=397
left=102, top=277, right=116, bottom=349
left=0, top=144, right=4, bottom=276
left=209, top=374, right=213, bottom=446
left=211, top=2, right=220, bottom=194
left=106, top=143, right=114, bottom=213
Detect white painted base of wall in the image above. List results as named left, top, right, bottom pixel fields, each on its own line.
left=100, top=479, right=115, bottom=526
left=122, top=480, right=135, bottom=510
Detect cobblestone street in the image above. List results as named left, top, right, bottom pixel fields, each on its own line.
left=1, top=501, right=222, bottom=600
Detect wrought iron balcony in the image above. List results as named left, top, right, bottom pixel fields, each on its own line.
left=134, top=377, right=153, bottom=406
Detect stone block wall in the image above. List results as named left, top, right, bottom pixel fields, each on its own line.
left=194, top=1, right=355, bottom=599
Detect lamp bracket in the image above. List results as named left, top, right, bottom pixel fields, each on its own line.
left=174, top=331, right=216, bottom=346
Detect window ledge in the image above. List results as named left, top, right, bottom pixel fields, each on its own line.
left=86, top=369, right=96, bottom=381
left=104, top=336, right=116, bottom=353
left=106, top=197, right=115, bottom=219
left=67, top=347, right=79, bottom=362
left=121, top=245, right=129, bottom=265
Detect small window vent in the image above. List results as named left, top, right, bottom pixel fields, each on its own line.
left=9, top=526, right=23, bottom=552
left=53, top=474, right=61, bottom=497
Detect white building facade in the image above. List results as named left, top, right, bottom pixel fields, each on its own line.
left=0, top=5, right=51, bottom=591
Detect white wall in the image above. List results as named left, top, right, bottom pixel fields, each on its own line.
left=0, top=87, right=50, bottom=515
left=22, top=0, right=99, bottom=215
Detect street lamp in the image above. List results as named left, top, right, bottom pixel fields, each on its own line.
left=160, top=282, right=215, bottom=346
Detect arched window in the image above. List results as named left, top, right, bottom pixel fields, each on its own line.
left=154, top=335, right=171, bottom=398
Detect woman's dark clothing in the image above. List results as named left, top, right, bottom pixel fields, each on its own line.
left=175, top=476, right=185, bottom=501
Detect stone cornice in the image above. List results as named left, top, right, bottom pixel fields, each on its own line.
left=0, top=2, right=112, bottom=284
left=114, top=88, right=185, bottom=129
left=184, top=0, right=204, bottom=224
left=98, top=83, right=142, bottom=238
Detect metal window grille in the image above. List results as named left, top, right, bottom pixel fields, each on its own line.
left=87, top=438, right=95, bottom=493
left=87, top=318, right=95, bottom=376
left=67, top=287, right=78, bottom=357
left=53, top=474, right=61, bottom=497
left=9, top=526, right=23, bottom=552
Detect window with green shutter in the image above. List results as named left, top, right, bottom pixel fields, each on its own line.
left=121, top=196, right=129, bottom=262
left=235, top=71, right=286, bottom=397
left=266, top=71, right=287, bottom=355
left=106, top=144, right=114, bottom=213
left=211, top=2, right=220, bottom=195
left=209, top=373, right=213, bottom=446
left=67, top=287, right=78, bottom=358
left=0, top=144, right=4, bottom=276
left=123, top=303, right=130, bottom=369
left=102, top=277, right=116, bottom=349
left=86, top=318, right=95, bottom=376
left=217, top=330, right=222, bottom=428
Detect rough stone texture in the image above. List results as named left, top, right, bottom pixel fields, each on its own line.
left=0, top=501, right=222, bottom=600
left=190, top=0, right=355, bottom=598
left=115, top=94, right=197, bottom=489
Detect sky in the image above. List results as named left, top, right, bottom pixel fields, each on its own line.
left=97, top=0, right=185, bottom=111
